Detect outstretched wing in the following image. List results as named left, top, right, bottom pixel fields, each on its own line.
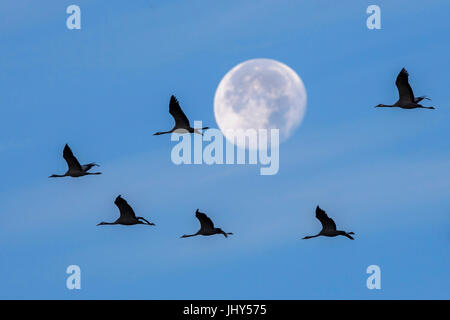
left=114, top=195, right=137, bottom=219
left=195, top=209, right=215, bottom=231
left=395, top=68, right=414, bottom=103
left=315, top=206, right=336, bottom=232
left=63, top=144, right=82, bottom=171
left=169, top=95, right=190, bottom=128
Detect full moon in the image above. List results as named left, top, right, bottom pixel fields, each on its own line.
left=214, top=58, right=307, bottom=149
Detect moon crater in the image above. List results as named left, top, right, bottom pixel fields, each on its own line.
left=214, top=59, right=307, bottom=149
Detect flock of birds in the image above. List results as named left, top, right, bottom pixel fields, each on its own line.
left=50, top=68, right=434, bottom=240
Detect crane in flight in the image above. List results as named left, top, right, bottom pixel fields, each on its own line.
left=375, top=68, right=434, bottom=109
left=302, top=206, right=355, bottom=240
left=154, top=95, right=209, bottom=135
left=181, top=209, right=233, bottom=238
left=97, top=195, right=155, bottom=226
left=49, top=144, right=101, bottom=178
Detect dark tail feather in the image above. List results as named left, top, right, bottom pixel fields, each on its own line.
left=345, top=233, right=354, bottom=240
left=194, top=127, right=209, bottom=135
left=414, top=96, right=431, bottom=103
left=138, top=217, right=155, bottom=225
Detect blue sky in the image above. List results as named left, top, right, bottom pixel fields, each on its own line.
left=0, top=0, right=449, bottom=299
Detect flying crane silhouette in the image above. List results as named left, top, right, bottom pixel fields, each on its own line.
left=302, top=206, right=355, bottom=240
left=181, top=209, right=233, bottom=238
left=375, top=68, right=434, bottom=109
left=153, top=95, right=209, bottom=135
left=49, top=144, right=101, bottom=178
left=97, top=195, right=155, bottom=226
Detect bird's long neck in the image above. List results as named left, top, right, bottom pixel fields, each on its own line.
left=49, top=174, right=66, bottom=178
left=181, top=232, right=199, bottom=238
left=377, top=104, right=393, bottom=108
left=154, top=130, right=173, bottom=135
left=302, top=234, right=320, bottom=240
left=97, top=221, right=117, bottom=226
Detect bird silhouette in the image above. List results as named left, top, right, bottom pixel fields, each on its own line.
left=375, top=68, right=434, bottom=109
left=181, top=209, right=232, bottom=238
left=153, top=95, right=209, bottom=135
left=302, top=206, right=354, bottom=240
left=97, top=195, right=155, bottom=226
left=49, top=144, right=101, bottom=178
